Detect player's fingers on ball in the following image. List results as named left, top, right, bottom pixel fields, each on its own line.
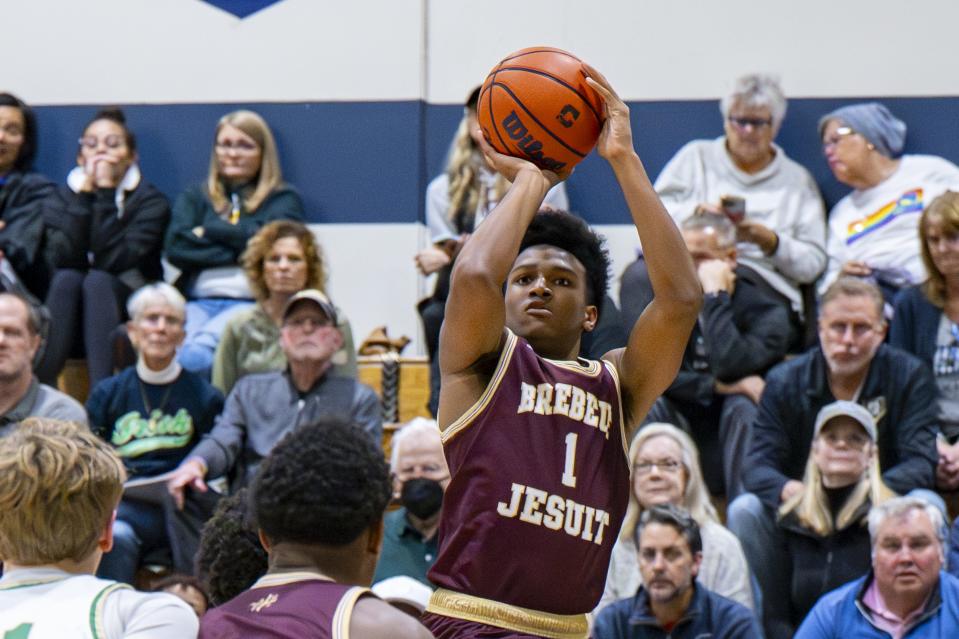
left=582, top=63, right=611, bottom=90
left=475, top=127, right=498, bottom=157
left=584, top=76, right=612, bottom=102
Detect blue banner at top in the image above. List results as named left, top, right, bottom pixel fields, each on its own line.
left=198, top=0, right=285, bottom=19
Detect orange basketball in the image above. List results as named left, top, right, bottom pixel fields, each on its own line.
left=477, top=46, right=605, bottom=172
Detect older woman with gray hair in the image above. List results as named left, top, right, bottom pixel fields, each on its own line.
left=621, top=74, right=826, bottom=347
left=595, top=423, right=754, bottom=615
left=86, top=282, right=225, bottom=585
left=819, top=102, right=959, bottom=299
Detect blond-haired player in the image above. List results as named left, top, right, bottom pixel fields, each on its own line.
left=0, top=418, right=198, bottom=638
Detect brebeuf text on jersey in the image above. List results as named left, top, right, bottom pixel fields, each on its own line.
left=517, top=381, right=613, bottom=439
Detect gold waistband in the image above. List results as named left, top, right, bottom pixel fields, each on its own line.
left=426, top=588, right=588, bottom=639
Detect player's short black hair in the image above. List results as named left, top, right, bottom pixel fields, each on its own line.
left=518, top=209, right=610, bottom=309
left=466, top=86, right=481, bottom=111
left=196, top=488, right=268, bottom=607
left=252, top=417, right=391, bottom=547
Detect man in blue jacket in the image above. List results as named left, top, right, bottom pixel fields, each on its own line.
left=796, top=496, right=959, bottom=638
left=593, top=504, right=761, bottom=639
left=729, top=277, right=939, bottom=639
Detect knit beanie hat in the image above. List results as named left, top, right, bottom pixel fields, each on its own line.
left=817, top=102, right=907, bottom=158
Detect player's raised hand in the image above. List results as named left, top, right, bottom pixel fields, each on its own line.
left=474, top=125, right=570, bottom=187
left=583, top=64, right=634, bottom=161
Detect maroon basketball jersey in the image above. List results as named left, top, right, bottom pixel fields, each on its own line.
left=428, top=330, right=630, bottom=615
left=199, top=571, right=368, bottom=639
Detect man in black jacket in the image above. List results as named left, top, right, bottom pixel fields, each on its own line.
left=729, top=276, right=939, bottom=639
left=646, top=212, right=793, bottom=497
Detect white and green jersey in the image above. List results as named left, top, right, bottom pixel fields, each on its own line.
left=0, top=568, right=197, bottom=639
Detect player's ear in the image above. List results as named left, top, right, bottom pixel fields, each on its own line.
left=99, top=509, right=117, bottom=554
left=581, top=304, right=598, bottom=333
left=258, top=529, right=273, bottom=553
left=367, top=518, right=385, bottom=555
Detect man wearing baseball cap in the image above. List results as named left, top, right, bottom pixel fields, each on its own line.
left=165, top=289, right=382, bottom=574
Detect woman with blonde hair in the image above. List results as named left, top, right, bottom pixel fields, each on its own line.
left=596, top=423, right=754, bottom=614
left=164, top=110, right=304, bottom=378
left=212, top=219, right=356, bottom=394
left=415, top=86, right=568, bottom=414
left=772, top=400, right=894, bottom=637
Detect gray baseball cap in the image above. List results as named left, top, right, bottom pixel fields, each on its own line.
left=813, top=400, right=877, bottom=442
left=281, top=289, right=337, bottom=325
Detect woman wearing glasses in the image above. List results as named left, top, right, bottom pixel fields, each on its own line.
left=164, top=110, right=304, bottom=379
left=595, top=423, right=754, bottom=615
left=620, top=74, right=826, bottom=350
left=36, top=107, right=170, bottom=386
left=818, top=103, right=959, bottom=300
left=0, top=92, right=55, bottom=298
left=772, top=401, right=893, bottom=638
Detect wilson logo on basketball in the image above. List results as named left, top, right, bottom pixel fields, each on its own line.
left=502, top=111, right=567, bottom=172
left=556, top=105, right=580, bottom=128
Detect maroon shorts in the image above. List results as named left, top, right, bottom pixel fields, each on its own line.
left=421, top=612, right=546, bottom=638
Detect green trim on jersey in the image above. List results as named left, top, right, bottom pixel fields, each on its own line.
left=89, top=583, right=131, bottom=638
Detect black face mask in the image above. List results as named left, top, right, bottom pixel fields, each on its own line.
left=400, top=477, right=444, bottom=520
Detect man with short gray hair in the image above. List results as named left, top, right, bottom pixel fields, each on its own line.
left=0, top=292, right=85, bottom=432
left=796, top=496, right=959, bottom=638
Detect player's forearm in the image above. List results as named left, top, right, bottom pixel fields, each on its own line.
left=611, top=152, right=701, bottom=309
left=452, top=169, right=550, bottom=286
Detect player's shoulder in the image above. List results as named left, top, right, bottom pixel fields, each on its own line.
left=103, top=588, right=199, bottom=638
left=349, top=595, right=434, bottom=638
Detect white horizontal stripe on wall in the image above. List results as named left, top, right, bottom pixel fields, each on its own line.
left=7, top=0, right=423, bottom=105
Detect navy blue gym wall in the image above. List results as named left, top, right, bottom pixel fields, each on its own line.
left=33, top=97, right=959, bottom=226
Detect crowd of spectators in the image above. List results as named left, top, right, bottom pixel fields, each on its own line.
left=4, top=69, right=959, bottom=637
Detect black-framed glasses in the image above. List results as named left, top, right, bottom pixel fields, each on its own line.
left=728, top=116, right=772, bottom=130
left=78, top=134, right=125, bottom=150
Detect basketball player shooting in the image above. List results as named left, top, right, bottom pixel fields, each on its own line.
left=422, top=67, right=702, bottom=638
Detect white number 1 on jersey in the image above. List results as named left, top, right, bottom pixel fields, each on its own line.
left=562, top=432, right=578, bottom=488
